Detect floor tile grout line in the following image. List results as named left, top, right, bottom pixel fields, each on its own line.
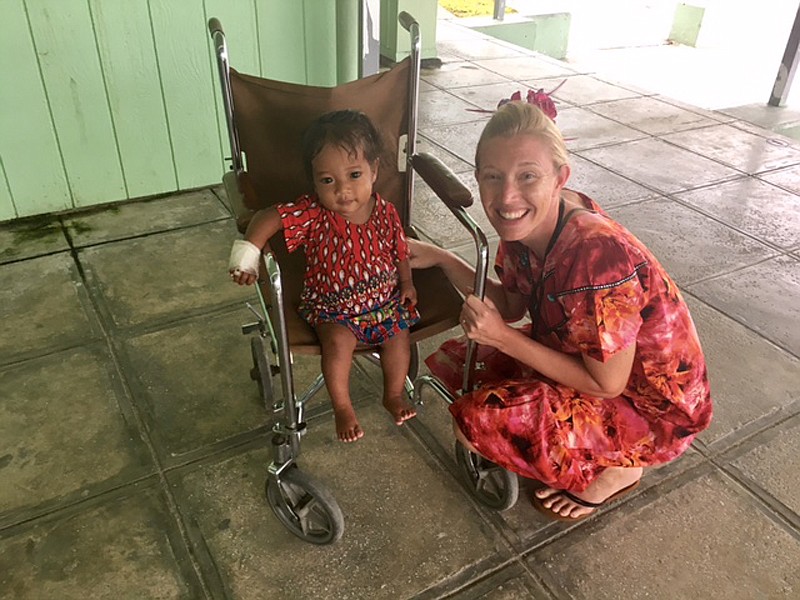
left=429, top=556, right=556, bottom=600
left=0, top=247, right=74, bottom=268
left=655, top=134, right=800, bottom=181
left=208, top=183, right=234, bottom=216
left=684, top=291, right=800, bottom=362
left=0, top=297, right=251, bottom=371
left=680, top=254, right=784, bottom=288
left=696, top=399, right=800, bottom=462
left=571, top=144, right=745, bottom=198
left=514, top=460, right=717, bottom=562
left=413, top=555, right=521, bottom=600
left=667, top=193, right=800, bottom=256
left=403, top=416, right=548, bottom=556
left=104, top=299, right=251, bottom=340
left=157, top=425, right=273, bottom=476
left=712, top=463, right=800, bottom=541
left=515, top=556, right=562, bottom=600
left=59, top=225, right=215, bottom=599
left=1, top=207, right=231, bottom=267
left=0, top=337, right=106, bottom=370
left=0, top=472, right=162, bottom=535
left=66, top=214, right=234, bottom=252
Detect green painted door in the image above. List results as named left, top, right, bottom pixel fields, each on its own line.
left=0, top=0, right=363, bottom=221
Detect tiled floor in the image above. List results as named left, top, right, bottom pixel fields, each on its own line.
left=2, top=16, right=800, bottom=600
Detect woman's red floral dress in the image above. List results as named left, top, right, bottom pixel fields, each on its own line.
left=426, top=192, right=712, bottom=492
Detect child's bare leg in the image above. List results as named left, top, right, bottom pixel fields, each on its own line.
left=379, top=329, right=416, bottom=425
left=317, top=323, right=363, bottom=442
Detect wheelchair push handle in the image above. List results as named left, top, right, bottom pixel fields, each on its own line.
left=208, top=18, right=224, bottom=36
left=398, top=11, right=418, bottom=31
left=411, top=153, right=473, bottom=209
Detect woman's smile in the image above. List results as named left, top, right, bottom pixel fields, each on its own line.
left=497, top=209, right=530, bottom=220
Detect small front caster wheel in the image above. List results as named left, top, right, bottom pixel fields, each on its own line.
left=266, top=467, right=344, bottom=544
left=455, top=442, right=519, bottom=511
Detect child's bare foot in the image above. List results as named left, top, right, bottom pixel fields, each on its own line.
left=383, top=395, right=417, bottom=426
left=334, top=406, right=364, bottom=442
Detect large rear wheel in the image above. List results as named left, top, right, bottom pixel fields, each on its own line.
left=454, top=442, right=519, bottom=511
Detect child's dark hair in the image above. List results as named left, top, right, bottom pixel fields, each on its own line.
left=301, top=110, right=383, bottom=181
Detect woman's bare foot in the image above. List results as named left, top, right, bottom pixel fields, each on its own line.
left=534, top=466, right=643, bottom=520
left=334, top=406, right=364, bottom=442
left=383, top=395, right=417, bottom=426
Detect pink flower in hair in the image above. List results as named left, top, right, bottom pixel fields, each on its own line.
left=468, top=80, right=566, bottom=122
left=497, top=81, right=564, bottom=121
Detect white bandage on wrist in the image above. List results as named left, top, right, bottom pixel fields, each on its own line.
left=228, top=239, right=261, bottom=276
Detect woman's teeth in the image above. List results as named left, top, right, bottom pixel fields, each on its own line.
left=498, top=209, right=528, bottom=220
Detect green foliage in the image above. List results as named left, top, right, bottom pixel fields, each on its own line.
left=439, top=0, right=515, bottom=18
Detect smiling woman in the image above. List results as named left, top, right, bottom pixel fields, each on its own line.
left=407, top=100, right=712, bottom=522
left=438, top=0, right=515, bottom=18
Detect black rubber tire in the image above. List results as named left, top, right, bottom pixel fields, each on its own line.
left=454, top=442, right=519, bottom=511
left=250, top=336, right=274, bottom=409
left=265, top=468, right=345, bottom=545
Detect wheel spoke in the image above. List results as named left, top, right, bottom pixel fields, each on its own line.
left=266, top=470, right=345, bottom=544
left=475, top=469, right=503, bottom=502
left=455, top=442, right=519, bottom=511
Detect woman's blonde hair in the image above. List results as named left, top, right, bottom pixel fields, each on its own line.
left=475, top=102, right=569, bottom=171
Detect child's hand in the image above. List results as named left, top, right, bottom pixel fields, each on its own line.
left=230, top=268, right=258, bottom=286
left=400, top=281, right=417, bottom=308
left=228, top=239, right=261, bottom=286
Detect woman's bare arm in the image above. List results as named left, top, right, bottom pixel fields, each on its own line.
left=500, top=328, right=634, bottom=397
left=461, top=294, right=635, bottom=397
left=408, top=239, right=526, bottom=321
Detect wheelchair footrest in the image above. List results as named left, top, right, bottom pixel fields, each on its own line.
left=241, top=321, right=262, bottom=335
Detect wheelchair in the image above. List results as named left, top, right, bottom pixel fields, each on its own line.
left=208, top=12, right=519, bottom=545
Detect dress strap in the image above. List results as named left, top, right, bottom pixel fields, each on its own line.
left=543, top=197, right=566, bottom=258
left=547, top=198, right=595, bottom=258
left=529, top=196, right=594, bottom=337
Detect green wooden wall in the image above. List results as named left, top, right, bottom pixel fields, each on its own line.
left=0, top=0, right=362, bottom=221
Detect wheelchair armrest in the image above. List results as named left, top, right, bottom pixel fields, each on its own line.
left=222, top=170, right=257, bottom=233
left=411, top=152, right=473, bottom=209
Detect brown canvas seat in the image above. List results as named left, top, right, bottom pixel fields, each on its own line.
left=225, top=60, right=469, bottom=355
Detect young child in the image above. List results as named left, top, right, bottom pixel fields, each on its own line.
left=228, top=110, right=419, bottom=442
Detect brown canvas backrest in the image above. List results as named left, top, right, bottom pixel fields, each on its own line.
left=230, top=59, right=411, bottom=220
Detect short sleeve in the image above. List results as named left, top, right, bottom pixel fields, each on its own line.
left=555, top=236, right=647, bottom=362
left=276, top=196, right=320, bottom=253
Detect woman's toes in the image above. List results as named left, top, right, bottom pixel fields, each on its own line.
left=535, top=487, right=595, bottom=519
left=535, top=487, right=558, bottom=502
left=550, top=496, right=570, bottom=514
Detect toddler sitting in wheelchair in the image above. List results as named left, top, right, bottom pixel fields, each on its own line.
left=228, top=110, right=419, bottom=442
